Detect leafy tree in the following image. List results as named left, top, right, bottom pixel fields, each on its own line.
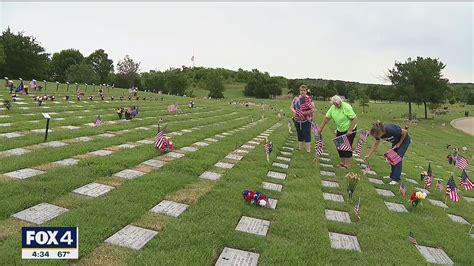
left=359, top=91, right=369, bottom=113
left=86, top=49, right=114, bottom=83
left=387, top=57, right=449, bottom=119
left=0, top=28, right=50, bottom=80
left=334, top=81, right=348, bottom=97
left=50, top=49, right=84, bottom=82
left=466, top=92, right=474, bottom=105
left=164, top=69, right=188, bottom=95
left=205, top=71, right=225, bottom=98
left=116, top=55, right=140, bottom=87
left=142, top=71, right=166, bottom=92
left=66, top=62, right=99, bottom=84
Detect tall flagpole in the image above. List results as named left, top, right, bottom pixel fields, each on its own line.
left=192, top=47, right=195, bottom=68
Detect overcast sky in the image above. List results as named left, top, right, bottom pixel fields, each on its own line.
left=1, top=2, right=473, bottom=84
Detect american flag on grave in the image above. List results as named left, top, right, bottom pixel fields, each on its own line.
left=355, top=139, right=364, bottom=157
left=94, top=115, right=102, bottom=127
left=264, top=141, right=273, bottom=155
left=154, top=128, right=167, bottom=149
left=424, top=163, right=432, bottom=190
left=436, top=180, right=444, bottom=192
left=399, top=183, right=407, bottom=196
left=334, top=134, right=352, bottom=151
left=446, top=176, right=459, bottom=202
left=460, top=169, right=473, bottom=190
left=454, top=155, right=469, bottom=170
left=353, top=197, right=361, bottom=219
left=315, top=138, right=324, bottom=157
left=167, top=104, right=177, bottom=113
left=359, top=130, right=369, bottom=143
left=384, top=149, right=402, bottom=166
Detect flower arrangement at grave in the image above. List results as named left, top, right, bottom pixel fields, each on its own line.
left=346, top=172, right=360, bottom=200
left=409, top=191, right=427, bottom=207
left=159, top=137, right=175, bottom=154
left=242, top=190, right=270, bottom=207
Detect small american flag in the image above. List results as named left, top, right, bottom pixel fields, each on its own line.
left=334, top=134, right=352, bottom=152
left=446, top=176, right=459, bottom=202
left=315, top=138, right=324, bottom=156
left=264, top=141, right=273, bottom=155
left=94, top=115, right=102, bottom=127
left=424, top=163, right=432, bottom=190
left=362, top=164, right=371, bottom=175
left=353, top=197, right=361, bottom=219
left=408, top=232, right=417, bottom=245
left=454, top=155, right=469, bottom=170
left=167, top=104, right=177, bottom=113
left=384, top=149, right=402, bottom=165
left=359, top=130, right=369, bottom=143
left=355, top=139, right=363, bottom=157
left=399, top=183, right=407, bottom=196
left=460, top=169, right=473, bottom=190
left=154, top=128, right=167, bottom=149
left=436, top=180, right=444, bottom=192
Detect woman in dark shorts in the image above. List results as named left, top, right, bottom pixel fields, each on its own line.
left=318, top=95, right=358, bottom=168
left=290, top=85, right=315, bottom=153
left=364, top=121, right=411, bottom=185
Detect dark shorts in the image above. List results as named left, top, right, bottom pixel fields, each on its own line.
left=294, top=120, right=311, bottom=142
left=336, top=128, right=357, bottom=158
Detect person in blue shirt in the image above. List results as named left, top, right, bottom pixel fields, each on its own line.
left=364, top=121, right=411, bottom=184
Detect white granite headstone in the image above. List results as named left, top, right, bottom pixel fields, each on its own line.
left=225, top=154, right=243, bottom=161
left=137, top=139, right=154, bottom=145
left=276, top=156, right=291, bottom=162
left=415, top=245, right=454, bottom=265
left=165, top=152, right=185, bottom=159
left=41, top=141, right=68, bottom=148
left=215, top=247, right=259, bottom=266
left=272, top=162, right=288, bottom=169
left=267, top=171, right=286, bottom=180
left=104, top=225, right=158, bottom=250
left=328, top=232, right=361, bottom=252
left=428, top=199, right=448, bottom=209
left=384, top=202, right=408, bottom=213
left=235, top=216, right=270, bottom=236
left=375, top=189, right=395, bottom=197
left=325, top=209, right=351, bottom=223
left=0, top=132, right=23, bottom=138
left=320, top=171, right=336, bottom=177
left=215, top=162, right=235, bottom=169
left=368, top=178, right=384, bottom=185
left=53, top=158, right=80, bottom=167
left=323, top=193, right=344, bottom=203
left=181, top=146, right=198, bottom=152
left=117, top=144, right=136, bottom=149
left=142, top=159, right=166, bottom=169
left=3, top=148, right=31, bottom=156
left=12, top=203, right=68, bottom=225
left=262, top=182, right=282, bottom=192
left=150, top=200, right=189, bottom=217
left=447, top=214, right=470, bottom=225
left=322, top=180, right=339, bottom=188
left=89, top=150, right=113, bottom=156
left=73, top=182, right=114, bottom=197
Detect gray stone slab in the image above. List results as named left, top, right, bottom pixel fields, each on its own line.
left=355, top=158, right=364, bottom=163
left=3, top=148, right=31, bottom=156
left=89, top=150, right=113, bottom=156
left=320, top=163, right=334, bottom=168
left=41, top=141, right=68, bottom=148
left=4, top=168, right=45, bottom=179
left=375, top=189, right=395, bottom=197
left=53, top=158, right=80, bottom=167
left=248, top=141, right=259, bottom=145
left=262, top=182, right=282, bottom=192
left=142, top=159, right=166, bottom=169
left=164, top=152, right=185, bottom=159
left=194, top=141, right=209, bottom=147
left=215, top=247, right=259, bottom=266
left=150, top=200, right=189, bottom=217
left=181, top=146, right=198, bottom=152
left=98, top=133, right=116, bottom=138
left=406, top=178, right=418, bottom=185
left=276, top=156, right=291, bottom=162
left=282, top=146, right=294, bottom=151
left=235, top=216, right=270, bottom=236
left=320, top=171, right=336, bottom=177
left=272, top=162, right=288, bottom=169
left=169, top=132, right=182, bottom=136
left=323, top=193, right=344, bottom=203
left=447, top=214, right=470, bottom=225
left=12, top=203, right=68, bottom=225
left=325, top=209, right=351, bottom=223
left=234, top=149, right=249, bottom=154
left=280, top=151, right=292, bottom=156
left=74, top=136, right=93, bottom=142
left=366, top=170, right=377, bottom=176
left=0, top=123, right=11, bottom=127
left=241, top=144, right=255, bottom=150
left=267, top=198, right=278, bottom=209
left=215, top=134, right=226, bottom=138
left=322, top=180, right=339, bottom=188
left=205, top=138, right=218, bottom=143
left=199, top=171, right=223, bottom=180
left=117, top=144, right=136, bottom=149
left=215, top=162, right=235, bottom=169
left=328, top=232, right=361, bottom=252
left=31, top=129, right=53, bottom=133
left=137, top=139, right=154, bottom=145
left=463, top=196, right=474, bottom=203
left=415, top=187, right=430, bottom=195
left=222, top=132, right=232, bottom=136
left=225, top=154, right=243, bottom=161
left=415, top=245, right=454, bottom=265
left=384, top=202, right=408, bottom=213
left=267, top=171, right=286, bottom=180
left=428, top=199, right=448, bottom=209
left=114, top=169, right=145, bottom=180
left=0, top=132, right=23, bottom=138
left=368, top=178, right=384, bottom=185
left=104, top=225, right=158, bottom=250
left=61, top=125, right=81, bottom=130
left=73, top=182, right=114, bottom=197
left=320, top=157, right=331, bottom=162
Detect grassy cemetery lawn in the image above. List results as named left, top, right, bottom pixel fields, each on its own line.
left=0, top=83, right=473, bottom=264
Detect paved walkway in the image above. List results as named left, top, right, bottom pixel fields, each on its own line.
left=451, top=117, right=474, bottom=136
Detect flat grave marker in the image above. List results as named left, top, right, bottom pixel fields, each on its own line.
left=0, top=132, right=23, bottom=138
left=241, top=144, right=255, bottom=149
left=194, top=142, right=209, bottom=147
left=272, top=162, right=288, bottom=169
left=215, top=162, right=235, bottom=169
left=234, top=149, right=249, bottom=154
left=117, top=144, right=136, bottom=149
left=328, top=232, right=361, bottom=252
left=322, top=180, right=339, bottom=188
left=276, top=156, right=291, bottom=162
left=199, top=171, right=223, bottom=181
left=267, top=171, right=286, bottom=180
left=267, top=198, right=278, bottom=209
left=262, top=182, right=282, bottom=192
left=428, top=199, right=448, bottom=209
left=280, top=151, right=292, bottom=156
left=41, top=141, right=68, bottom=148
left=4, top=168, right=45, bottom=180
left=406, top=178, right=418, bottom=185
left=325, top=209, right=351, bottom=223
left=235, top=216, right=270, bottom=236
left=225, top=154, right=243, bottom=161
left=164, top=152, right=185, bottom=159
left=321, top=171, right=336, bottom=177
left=61, top=125, right=81, bottom=130
left=320, top=163, right=333, bottom=168
left=73, top=182, right=114, bottom=197
left=447, top=214, right=470, bottom=225
left=142, top=159, right=166, bottom=169
left=53, top=158, right=80, bottom=167
left=323, top=193, right=344, bottom=203
left=89, top=150, right=113, bottom=157
left=368, top=178, right=384, bottom=185
left=215, top=247, right=259, bottom=266
left=12, top=203, right=68, bottom=225
left=137, top=139, right=154, bottom=145
left=74, top=136, right=93, bottom=142
left=463, top=196, right=474, bottom=203
left=384, top=202, right=408, bottom=213
left=114, top=169, right=145, bottom=180
left=375, top=189, right=395, bottom=197
left=105, top=225, right=158, bottom=250
left=150, top=200, right=189, bottom=217
left=3, top=148, right=31, bottom=156
left=181, top=146, right=198, bottom=152
left=415, top=245, right=454, bottom=265
left=320, top=157, right=331, bottom=162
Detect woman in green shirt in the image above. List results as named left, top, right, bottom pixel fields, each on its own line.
left=318, top=95, right=358, bottom=168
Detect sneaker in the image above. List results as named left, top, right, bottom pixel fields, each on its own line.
left=389, top=181, right=398, bottom=185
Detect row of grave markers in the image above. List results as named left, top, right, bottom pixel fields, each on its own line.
left=215, top=132, right=295, bottom=265
left=10, top=119, right=269, bottom=227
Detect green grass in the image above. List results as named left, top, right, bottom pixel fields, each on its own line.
left=0, top=84, right=473, bottom=264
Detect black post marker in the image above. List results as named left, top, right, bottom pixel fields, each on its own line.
left=42, top=113, right=51, bottom=142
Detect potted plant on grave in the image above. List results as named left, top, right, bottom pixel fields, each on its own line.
left=346, top=172, right=360, bottom=201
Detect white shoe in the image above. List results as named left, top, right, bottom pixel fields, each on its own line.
left=389, top=181, right=398, bottom=185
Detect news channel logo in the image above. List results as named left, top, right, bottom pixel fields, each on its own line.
left=21, top=227, right=78, bottom=259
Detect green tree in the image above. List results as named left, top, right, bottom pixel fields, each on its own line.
left=66, top=62, right=99, bottom=84
left=50, top=49, right=84, bottom=82
left=205, top=71, right=225, bottom=98
left=86, top=49, right=114, bottom=83
left=359, top=91, right=369, bottom=113
left=142, top=71, right=166, bottom=93
left=0, top=28, right=50, bottom=80
left=116, top=55, right=140, bottom=87
left=387, top=57, right=449, bottom=119
left=164, top=69, right=188, bottom=95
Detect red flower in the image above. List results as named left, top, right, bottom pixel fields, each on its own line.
left=409, top=192, right=417, bottom=203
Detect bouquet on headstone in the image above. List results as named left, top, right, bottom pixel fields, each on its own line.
left=159, top=138, right=175, bottom=154
left=409, top=191, right=426, bottom=207
left=242, top=190, right=270, bottom=207
left=346, top=172, right=360, bottom=200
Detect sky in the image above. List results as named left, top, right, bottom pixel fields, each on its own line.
left=1, top=2, right=473, bottom=84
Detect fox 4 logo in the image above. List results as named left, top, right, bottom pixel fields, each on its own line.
left=22, top=227, right=78, bottom=248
